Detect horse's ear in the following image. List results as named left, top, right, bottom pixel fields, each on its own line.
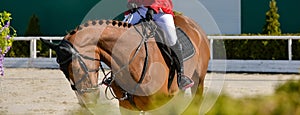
left=40, top=38, right=59, bottom=50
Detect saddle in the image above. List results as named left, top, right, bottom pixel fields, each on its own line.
left=154, top=27, right=195, bottom=61
left=128, top=20, right=196, bottom=90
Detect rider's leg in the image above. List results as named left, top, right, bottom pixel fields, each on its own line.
left=169, top=41, right=194, bottom=90
left=154, top=13, right=194, bottom=90
left=153, top=13, right=177, bottom=46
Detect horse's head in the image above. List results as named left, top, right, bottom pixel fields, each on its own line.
left=40, top=38, right=100, bottom=107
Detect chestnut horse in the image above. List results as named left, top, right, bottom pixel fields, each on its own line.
left=41, top=14, right=210, bottom=114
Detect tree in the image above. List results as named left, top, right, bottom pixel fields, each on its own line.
left=262, top=0, right=281, bottom=35
left=25, top=14, right=42, bottom=36
left=8, top=14, right=44, bottom=57
left=261, top=0, right=286, bottom=60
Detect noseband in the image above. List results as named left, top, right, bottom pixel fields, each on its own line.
left=57, top=39, right=101, bottom=93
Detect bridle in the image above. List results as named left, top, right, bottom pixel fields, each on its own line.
left=57, top=39, right=102, bottom=94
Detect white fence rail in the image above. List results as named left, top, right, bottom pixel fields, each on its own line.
left=6, top=36, right=300, bottom=73
left=14, top=36, right=300, bottom=60
left=14, top=37, right=63, bottom=58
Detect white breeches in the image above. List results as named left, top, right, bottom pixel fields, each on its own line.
left=123, top=6, right=178, bottom=46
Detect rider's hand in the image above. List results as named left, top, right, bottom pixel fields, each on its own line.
left=146, top=8, right=154, bottom=21
left=127, top=3, right=138, bottom=9
left=127, top=3, right=138, bottom=13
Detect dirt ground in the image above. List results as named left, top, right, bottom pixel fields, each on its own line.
left=0, top=68, right=299, bottom=114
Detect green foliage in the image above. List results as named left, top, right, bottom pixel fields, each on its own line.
left=215, top=39, right=288, bottom=60
left=292, top=39, right=300, bottom=59
left=0, top=11, right=16, bottom=54
left=275, top=80, right=300, bottom=94
left=0, top=11, right=16, bottom=75
left=212, top=34, right=300, bottom=60
left=207, top=79, right=300, bottom=115
left=262, top=0, right=281, bottom=35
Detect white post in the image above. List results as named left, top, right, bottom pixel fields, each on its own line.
left=49, top=39, right=52, bottom=58
left=288, top=38, right=292, bottom=61
left=210, top=39, right=214, bottom=60
left=30, top=38, right=37, bottom=58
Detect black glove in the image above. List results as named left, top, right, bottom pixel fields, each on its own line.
left=146, top=8, right=154, bottom=21
left=127, top=3, right=138, bottom=13
left=127, top=3, right=138, bottom=9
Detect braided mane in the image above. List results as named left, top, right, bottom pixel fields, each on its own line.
left=68, top=20, right=133, bottom=35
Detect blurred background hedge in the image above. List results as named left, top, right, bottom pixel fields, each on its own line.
left=212, top=35, right=300, bottom=60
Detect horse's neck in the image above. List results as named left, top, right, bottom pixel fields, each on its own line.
left=73, top=22, right=139, bottom=72
left=67, top=20, right=128, bottom=54
left=100, top=26, right=145, bottom=66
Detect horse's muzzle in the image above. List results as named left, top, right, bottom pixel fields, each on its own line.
left=75, top=89, right=100, bottom=108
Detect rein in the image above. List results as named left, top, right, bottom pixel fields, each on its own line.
left=100, top=20, right=157, bottom=110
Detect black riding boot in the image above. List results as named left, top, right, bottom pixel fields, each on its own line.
left=170, top=41, right=194, bottom=90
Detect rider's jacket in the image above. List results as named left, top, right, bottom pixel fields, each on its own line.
left=127, top=0, right=174, bottom=16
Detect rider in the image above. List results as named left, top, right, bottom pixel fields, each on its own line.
left=123, top=0, right=194, bottom=90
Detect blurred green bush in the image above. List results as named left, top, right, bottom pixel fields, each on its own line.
left=212, top=34, right=300, bottom=60
left=207, top=79, right=300, bottom=115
